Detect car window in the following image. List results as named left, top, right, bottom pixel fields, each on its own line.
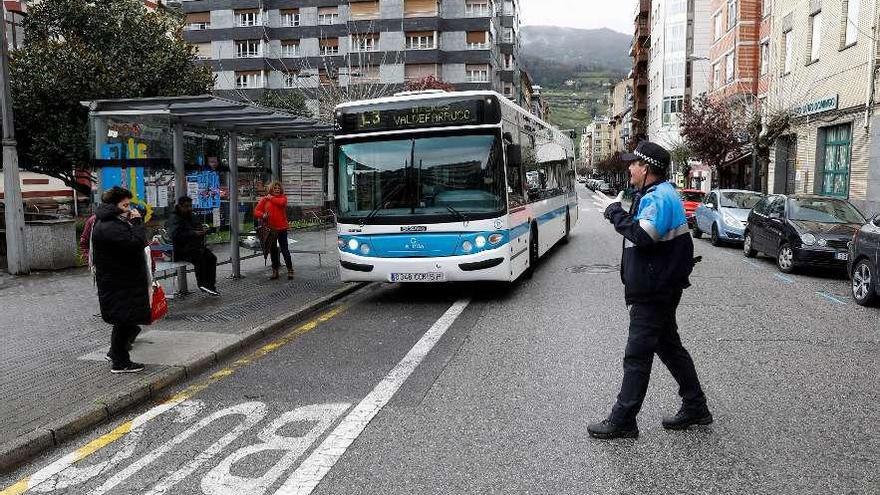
left=752, top=197, right=768, bottom=215
left=788, top=198, right=866, bottom=224
left=768, top=197, right=785, bottom=217
left=720, top=191, right=763, bottom=209
left=680, top=191, right=705, bottom=202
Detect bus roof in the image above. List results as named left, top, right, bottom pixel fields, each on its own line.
left=335, top=90, right=560, bottom=136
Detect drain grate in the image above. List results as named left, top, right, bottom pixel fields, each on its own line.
left=566, top=264, right=619, bottom=274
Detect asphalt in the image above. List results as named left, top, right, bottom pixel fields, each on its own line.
left=1, top=185, right=877, bottom=494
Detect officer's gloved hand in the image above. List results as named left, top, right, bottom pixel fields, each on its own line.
left=598, top=190, right=625, bottom=209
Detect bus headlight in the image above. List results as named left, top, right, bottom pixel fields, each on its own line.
left=461, top=240, right=473, bottom=253
left=475, top=236, right=487, bottom=249
left=359, top=243, right=371, bottom=256
left=488, top=233, right=504, bottom=245
left=348, top=239, right=360, bottom=251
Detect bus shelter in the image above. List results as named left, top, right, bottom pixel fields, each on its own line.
left=84, top=95, right=333, bottom=291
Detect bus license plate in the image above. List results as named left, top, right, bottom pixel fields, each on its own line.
left=391, top=272, right=445, bottom=282
left=835, top=252, right=848, bottom=261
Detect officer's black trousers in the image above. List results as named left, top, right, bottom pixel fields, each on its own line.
left=610, top=290, right=707, bottom=426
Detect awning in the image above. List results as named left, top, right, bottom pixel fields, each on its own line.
left=82, top=95, right=333, bottom=138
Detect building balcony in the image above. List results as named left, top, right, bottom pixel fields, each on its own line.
left=633, top=0, right=650, bottom=20
left=636, top=18, right=649, bottom=42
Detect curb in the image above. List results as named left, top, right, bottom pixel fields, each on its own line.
left=0, top=281, right=370, bottom=472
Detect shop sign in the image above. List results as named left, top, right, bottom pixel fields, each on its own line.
left=791, top=95, right=838, bottom=117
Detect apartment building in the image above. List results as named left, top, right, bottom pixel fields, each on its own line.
left=631, top=0, right=650, bottom=140
left=608, top=78, right=634, bottom=154
left=181, top=0, right=526, bottom=116
left=647, top=0, right=711, bottom=148
left=586, top=118, right=613, bottom=165
left=705, top=0, right=772, bottom=188
left=766, top=0, right=880, bottom=215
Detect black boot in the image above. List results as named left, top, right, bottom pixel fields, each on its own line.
left=587, top=419, right=639, bottom=439
left=662, top=408, right=713, bottom=430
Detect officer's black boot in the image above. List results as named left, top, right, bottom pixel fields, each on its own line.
left=588, top=419, right=639, bottom=439
left=662, top=408, right=713, bottom=430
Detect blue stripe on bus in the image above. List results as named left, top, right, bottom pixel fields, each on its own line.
left=509, top=205, right=571, bottom=238
left=339, top=231, right=511, bottom=259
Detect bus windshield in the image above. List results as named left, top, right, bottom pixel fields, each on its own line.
left=337, top=133, right=505, bottom=221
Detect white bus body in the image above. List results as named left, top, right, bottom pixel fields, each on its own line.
left=332, top=91, right=578, bottom=283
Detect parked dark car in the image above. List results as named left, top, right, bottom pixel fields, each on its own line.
left=595, top=180, right=616, bottom=195
left=848, top=214, right=880, bottom=305
left=743, top=194, right=866, bottom=273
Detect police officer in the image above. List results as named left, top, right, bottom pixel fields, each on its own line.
left=588, top=141, right=712, bottom=439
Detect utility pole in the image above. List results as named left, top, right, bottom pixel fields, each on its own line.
left=0, top=3, right=29, bottom=274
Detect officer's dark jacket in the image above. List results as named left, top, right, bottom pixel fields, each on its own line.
left=604, top=180, right=694, bottom=304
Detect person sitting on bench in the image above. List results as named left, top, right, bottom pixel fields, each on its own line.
left=165, top=196, right=219, bottom=296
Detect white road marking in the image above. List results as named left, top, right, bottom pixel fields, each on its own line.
left=201, top=403, right=350, bottom=495
left=275, top=299, right=473, bottom=495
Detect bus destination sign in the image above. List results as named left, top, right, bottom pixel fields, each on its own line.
left=339, top=98, right=496, bottom=133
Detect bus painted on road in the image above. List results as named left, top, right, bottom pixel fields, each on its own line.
left=332, top=90, right=577, bottom=283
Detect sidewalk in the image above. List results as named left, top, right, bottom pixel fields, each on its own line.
left=0, top=228, right=362, bottom=470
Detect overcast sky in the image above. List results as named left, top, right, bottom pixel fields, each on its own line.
left=520, top=0, right=633, bottom=34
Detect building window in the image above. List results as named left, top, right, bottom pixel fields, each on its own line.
left=405, top=31, right=436, bottom=50
left=503, top=27, right=514, bottom=43
left=727, top=0, right=737, bottom=30
left=319, top=69, right=338, bottom=85
left=352, top=34, right=379, bottom=52
left=725, top=51, right=735, bottom=83
left=760, top=42, right=769, bottom=75
left=318, top=7, right=339, bottom=25
left=782, top=29, right=792, bottom=74
left=192, top=42, right=211, bottom=60
left=352, top=65, right=380, bottom=83
left=713, top=63, right=722, bottom=89
left=465, top=0, right=492, bottom=16
left=281, top=40, right=300, bottom=58
left=809, top=12, right=822, bottom=63
left=466, top=63, right=490, bottom=82
left=404, top=63, right=438, bottom=81
left=844, top=0, right=859, bottom=47
left=319, top=38, right=340, bottom=56
left=821, top=124, right=851, bottom=197
left=466, top=31, right=490, bottom=49
left=404, top=0, right=439, bottom=18
left=280, top=9, right=300, bottom=27
left=184, top=12, right=210, bottom=30
left=503, top=53, right=514, bottom=70
left=714, top=13, right=723, bottom=40
left=349, top=1, right=379, bottom=20
left=762, top=0, right=772, bottom=18
left=502, top=82, right=514, bottom=98
left=236, top=40, right=261, bottom=58
left=235, top=9, right=261, bottom=27
left=662, top=96, right=684, bottom=124
left=282, top=72, right=299, bottom=88
left=503, top=0, right=515, bottom=15
left=235, top=71, right=263, bottom=89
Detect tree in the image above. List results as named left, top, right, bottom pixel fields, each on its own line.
left=403, top=75, right=455, bottom=92
left=746, top=105, right=791, bottom=192
left=666, top=139, right=693, bottom=182
left=7, top=0, right=214, bottom=193
left=679, top=93, right=745, bottom=176
left=257, top=89, right=310, bottom=116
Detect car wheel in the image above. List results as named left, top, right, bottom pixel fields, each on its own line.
left=743, top=231, right=757, bottom=258
left=710, top=224, right=722, bottom=246
left=776, top=243, right=796, bottom=273
left=851, top=258, right=877, bottom=306
left=692, top=225, right=703, bottom=239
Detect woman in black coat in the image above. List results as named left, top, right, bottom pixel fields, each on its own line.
left=91, top=187, right=150, bottom=373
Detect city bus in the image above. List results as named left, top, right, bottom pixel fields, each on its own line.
left=327, top=90, right=578, bottom=283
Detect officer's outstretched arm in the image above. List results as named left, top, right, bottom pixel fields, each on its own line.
left=603, top=202, right=658, bottom=247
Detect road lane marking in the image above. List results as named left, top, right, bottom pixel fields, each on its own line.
left=2, top=306, right=348, bottom=495
left=816, top=291, right=847, bottom=305
left=741, top=259, right=761, bottom=269
left=775, top=274, right=795, bottom=284
left=276, top=299, right=473, bottom=495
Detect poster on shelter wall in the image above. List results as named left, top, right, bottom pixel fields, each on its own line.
left=100, top=141, right=150, bottom=220
left=186, top=170, right=221, bottom=211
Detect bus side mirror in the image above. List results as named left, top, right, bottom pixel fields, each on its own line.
left=313, top=145, right=329, bottom=169
left=507, top=144, right=522, bottom=167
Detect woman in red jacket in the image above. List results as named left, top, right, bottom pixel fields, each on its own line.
left=255, top=181, right=293, bottom=280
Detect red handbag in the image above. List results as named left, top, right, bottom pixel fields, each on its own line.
left=150, top=282, right=168, bottom=324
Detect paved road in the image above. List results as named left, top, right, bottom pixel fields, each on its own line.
left=2, top=185, right=877, bottom=494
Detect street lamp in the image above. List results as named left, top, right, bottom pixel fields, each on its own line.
left=0, top=3, right=29, bottom=274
